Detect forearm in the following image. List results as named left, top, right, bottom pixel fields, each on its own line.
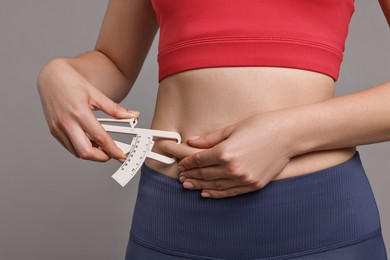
left=283, top=81, right=390, bottom=156
left=379, top=0, right=390, bottom=26
left=44, top=50, right=132, bottom=103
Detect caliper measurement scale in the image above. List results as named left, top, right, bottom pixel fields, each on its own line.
left=97, top=118, right=181, bottom=187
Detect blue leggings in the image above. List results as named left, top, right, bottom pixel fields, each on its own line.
left=125, top=152, right=387, bottom=259
left=126, top=233, right=387, bottom=259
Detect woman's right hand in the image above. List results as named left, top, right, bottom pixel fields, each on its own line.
left=37, top=58, right=139, bottom=162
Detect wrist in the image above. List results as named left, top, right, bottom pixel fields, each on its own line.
left=251, top=110, right=300, bottom=159
left=268, top=106, right=316, bottom=158
left=37, top=57, right=70, bottom=91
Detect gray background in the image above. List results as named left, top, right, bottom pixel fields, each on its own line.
left=0, top=1, right=389, bottom=259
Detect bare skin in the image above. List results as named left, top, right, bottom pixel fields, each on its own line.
left=145, top=67, right=356, bottom=181
left=37, top=0, right=389, bottom=199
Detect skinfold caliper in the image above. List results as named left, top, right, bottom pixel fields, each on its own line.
left=97, top=117, right=181, bottom=187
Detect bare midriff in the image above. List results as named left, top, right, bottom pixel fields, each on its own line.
left=144, top=67, right=356, bottom=180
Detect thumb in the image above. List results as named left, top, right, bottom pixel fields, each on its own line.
left=187, top=126, right=233, bottom=149
left=92, top=89, right=140, bottom=119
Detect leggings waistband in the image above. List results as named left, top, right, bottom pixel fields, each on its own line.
left=130, top=152, right=382, bottom=259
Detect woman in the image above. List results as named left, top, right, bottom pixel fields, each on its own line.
left=37, top=0, right=389, bottom=259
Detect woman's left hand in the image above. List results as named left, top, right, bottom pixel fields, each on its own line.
left=178, top=112, right=297, bottom=199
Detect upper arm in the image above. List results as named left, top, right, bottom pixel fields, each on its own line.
left=95, top=0, right=159, bottom=84
left=379, top=0, right=390, bottom=26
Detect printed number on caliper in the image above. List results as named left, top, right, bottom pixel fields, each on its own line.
left=97, top=117, right=181, bottom=187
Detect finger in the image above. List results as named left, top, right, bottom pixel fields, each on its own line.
left=53, top=129, right=79, bottom=158
left=50, top=123, right=80, bottom=157
left=89, top=139, right=99, bottom=148
left=181, top=178, right=241, bottom=191
left=86, top=133, right=111, bottom=151
left=163, top=141, right=204, bottom=160
left=62, top=122, right=111, bottom=162
left=187, top=125, right=233, bottom=149
left=178, top=146, right=224, bottom=170
left=179, top=165, right=233, bottom=181
left=201, top=185, right=257, bottom=199
left=91, top=88, right=140, bottom=119
left=78, top=109, right=127, bottom=160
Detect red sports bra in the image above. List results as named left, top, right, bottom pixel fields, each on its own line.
left=151, top=0, right=355, bottom=82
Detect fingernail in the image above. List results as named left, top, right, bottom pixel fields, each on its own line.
left=179, top=176, right=186, bottom=183
left=128, top=110, right=140, bottom=116
left=201, top=192, right=211, bottom=198
left=119, top=152, right=127, bottom=159
left=183, top=182, right=194, bottom=189
left=118, top=158, right=125, bottom=163
left=178, top=165, right=185, bottom=172
left=188, top=136, right=200, bottom=141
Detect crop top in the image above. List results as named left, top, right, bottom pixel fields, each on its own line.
left=151, top=0, right=355, bottom=82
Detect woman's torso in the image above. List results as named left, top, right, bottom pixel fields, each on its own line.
left=145, top=67, right=356, bottom=180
